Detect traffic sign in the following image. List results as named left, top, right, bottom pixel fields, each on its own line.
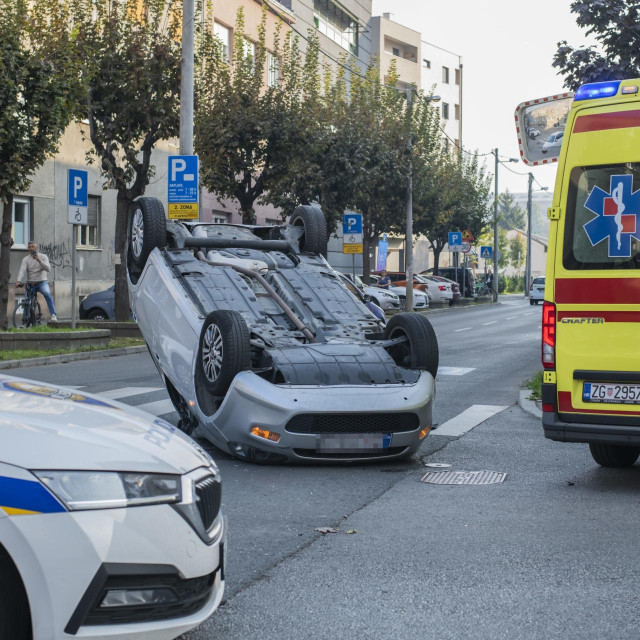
left=462, top=229, right=474, bottom=242
left=448, top=231, right=463, bottom=252
left=343, top=212, right=363, bottom=254
left=68, top=169, right=88, bottom=225
left=168, top=155, right=199, bottom=219
left=344, top=243, right=363, bottom=254
left=480, top=246, right=493, bottom=259
left=462, top=241, right=472, bottom=254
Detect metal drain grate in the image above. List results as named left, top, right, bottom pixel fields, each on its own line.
left=420, top=470, right=507, bottom=485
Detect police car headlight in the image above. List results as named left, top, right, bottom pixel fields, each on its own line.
left=34, top=471, right=181, bottom=510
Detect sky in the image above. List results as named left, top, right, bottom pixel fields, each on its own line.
left=371, top=0, right=591, bottom=195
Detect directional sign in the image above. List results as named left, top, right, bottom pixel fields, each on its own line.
left=480, top=245, right=493, bottom=259
left=68, top=169, right=88, bottom=225
left=462, top=229, right=475, bottom=242
left=448, top=231, right=463, bottom=252
left=343, top=212, right=363, bottom=254
left=168, top=155, right=199, bottom=219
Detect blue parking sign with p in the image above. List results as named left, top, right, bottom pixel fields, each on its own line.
left=448, top=231, right=462, bottom=246
left=68, top=169, right=87, bottom=207
left=343, top=213, right=363, bottom=234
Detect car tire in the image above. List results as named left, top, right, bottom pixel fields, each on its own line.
left=530, top=300, right=534, bottom=305
left=128, top=197, right=167, bottom=272
left=383, top=313, right=439, bottom=378
left=197, top=310, right=251, bottom=396
left=589, top=444, right=640, bottom=467
left=0, top=550, right=31, bottom=640
left=87, top=308, right=109, bottom=320
left=289, top=205, right=328, bottom=254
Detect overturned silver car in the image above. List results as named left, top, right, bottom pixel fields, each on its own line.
left=127, top=198, right=438, bottom=463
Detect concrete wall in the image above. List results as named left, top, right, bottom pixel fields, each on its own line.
left=370, top=15, right=421, bottom=88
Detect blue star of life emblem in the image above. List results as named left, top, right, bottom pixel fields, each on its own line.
left=583, top=174, right=640, bottom=258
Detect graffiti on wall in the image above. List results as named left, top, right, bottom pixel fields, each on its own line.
left=39, top=241, right=71, bottom=269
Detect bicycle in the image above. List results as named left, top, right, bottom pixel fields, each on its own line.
left=13, top=283, right=43, bottom=328
left=477, top=280, right=498, bottom=303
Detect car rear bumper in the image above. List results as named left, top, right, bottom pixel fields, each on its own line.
left=197, top=371, right=435, bottom=463
left=543, top=410, right=640, bottom=444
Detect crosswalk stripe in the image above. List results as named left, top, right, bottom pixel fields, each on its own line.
left=438, top=367, right=476, bottom=376
left=435, top=405, right=508, bottom=437
left=136, top=399, right=175, bottom=416
left=100, top=386, right=163, bottom=400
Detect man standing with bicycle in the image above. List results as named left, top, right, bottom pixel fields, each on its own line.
left=15, top=242, right=57, bottom=321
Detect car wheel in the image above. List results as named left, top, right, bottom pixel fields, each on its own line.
left=589, top=444, right=640, bottom=467
left=289, top=205, right=328, bottom=254
left=398, top=297, right=407, bottom=311
left=529, top=300, right=534, bottom=305
left=383, top=313, right=439, bottom=378
left=87, top=308, right=108, bottom=320
left=0, top=550, right=31, bottom=640
left=127, top=197, right=167, bottom=272
left=197, top=310, right=251, bottom=396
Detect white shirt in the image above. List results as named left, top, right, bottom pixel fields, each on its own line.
left=17, top=253, right=51, bottom=283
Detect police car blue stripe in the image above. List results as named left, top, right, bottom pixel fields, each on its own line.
left=0, top=476, right=66, bottom=514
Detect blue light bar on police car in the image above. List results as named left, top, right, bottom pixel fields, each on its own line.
left=574, top=81, right=621, bottom=101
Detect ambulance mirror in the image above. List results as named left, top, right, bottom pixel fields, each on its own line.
left=514, top=93, right=574, bottom=166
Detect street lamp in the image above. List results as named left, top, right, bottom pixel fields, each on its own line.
left=405, top=91, right=440, bottom=312
left=492, top=150, right=519, bottom=298
left=524, top=174, right=548, bottom=296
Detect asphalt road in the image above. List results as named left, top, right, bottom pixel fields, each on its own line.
left=18, top=297, right=640, bottom=638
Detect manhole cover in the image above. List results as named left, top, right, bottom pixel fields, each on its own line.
left=424, top=463, right=452, bottom=468
left=420, top=470, right=507, bottom=485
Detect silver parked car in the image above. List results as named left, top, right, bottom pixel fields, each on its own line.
left=340, top=273, right=400, bottom=311
left=367, top=274, right=429, bottom=309
left=127, top=199, right=438, bottom=463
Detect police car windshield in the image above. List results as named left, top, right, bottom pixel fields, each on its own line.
left=563, top=164, right=640, bottom=270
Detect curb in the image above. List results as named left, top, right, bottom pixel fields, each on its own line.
left=0, top=345, right=147, bottom=371
left=420, top=300, right=497, bottom=315
left=518, top=389, right=542, bottom=419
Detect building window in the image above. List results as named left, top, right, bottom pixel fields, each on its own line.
left=77, top=195, right=100, bottom=248
left=11, top=198, right=30, bottom=248
left=213, top=216, right=227, bottom=224
left=442, top=102, right=449, bottom=120
left=214, top=22, right=230, bottom=63
left=242, top=38, right=256, bottom=62
left=313, top=0, right=359, bottom=56
left=423, top=59, right=431, bottom=68
left=442, top=66, right=449, bottom=83
left=454, top=103, right=460, bottom=120
left=267, top=53, right=279, bottom=87
left=266, top=218, right=282, bottom=225
left=455, top=67, right=461, bottom=85
left=392, top=47, right=399, bottom=56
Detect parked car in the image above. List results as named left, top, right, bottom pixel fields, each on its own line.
left=79, top=286, right=115, bottom=320
left=429, top=275, right=461, bottom=304
left=340, top=273, right=400, bottom=311
left=541, top=131, right=564, bottom=154
left=425, top=267, right=476, bottom=298
left=358, top=274, right=428, bottom=310
left=0, top=374, right=225, bottom=640
left=529, top=275, right=545, bottom=304
left=335, top=273, right=386, bottom=322
left=382, top=272, right=430, bottom=293
left=127, top=198, right=438, bottom=463
left=421, top=276, right=454, bottom=304
left=528, top=128, right=541, bottom=139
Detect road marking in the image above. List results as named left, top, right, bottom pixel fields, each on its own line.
left=505, top=316, right=517, bottom=320
left=435, top=405, right=509, bottom=437
left=100, top=386, right=163, bottom=400
left=454, top=327, right=471, bottom=332
left=482, top=321, right=497, bottom=326
left=136, top=399, right=175, bottom=416
left=438, top=367, right=476, bottom=376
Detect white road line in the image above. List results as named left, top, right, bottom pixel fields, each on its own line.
left=438, top=367, right=476, bottom=376
left=100, top=386, right=163, bottom=400
left=136, top=399, right=175, bottom=416
left=435, top=405, right=509, bottom=437
left=482, top=321, right=497, bottom=326
left=454, top=327, right=471, bottom=332
left=505, top=316, right=517, bottom=320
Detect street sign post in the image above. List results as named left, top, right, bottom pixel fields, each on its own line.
left=68, top=169, right=89, bottom=328
left=448, top=231, right=463, bottom=252
left=168, top=155, right=199, bottom=219
left=480, top=246, right=493, bottom=259
left=343, top=212, right=363, bottom=280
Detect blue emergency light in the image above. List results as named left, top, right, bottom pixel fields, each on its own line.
left=574, top=80, right=621, bottom=101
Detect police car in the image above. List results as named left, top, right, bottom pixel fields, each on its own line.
left=0, top=375, right=224, bottom=639
left=516, top=80, right=640, bottom=467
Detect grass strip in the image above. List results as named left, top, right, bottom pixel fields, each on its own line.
left=525, top=371, right=543, bottom=401
left=0, top=338, right=145, bottom=361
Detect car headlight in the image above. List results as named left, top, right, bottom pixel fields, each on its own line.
left=378, top=292, right=396, bottom=299
left=34, top=470, right=182, bottom=510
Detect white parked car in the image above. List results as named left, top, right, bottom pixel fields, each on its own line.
left=530, top=275, right=545, bottom=304
left=542, top=131, right=564, bottom=154
left=367, top=274, right=429, bottom=309
left=420, top=276, right=454, bottom=304
left=341, top=273, right=400, bottom=311
left=0, top=375, right=225, bottom=640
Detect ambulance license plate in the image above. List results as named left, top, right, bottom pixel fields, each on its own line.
left=317, top=433, right=392, bottom=453
left=583, top=382, right=640, bottom=405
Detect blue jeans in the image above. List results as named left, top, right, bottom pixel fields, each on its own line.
left=33, top=281, right=56, bottom=316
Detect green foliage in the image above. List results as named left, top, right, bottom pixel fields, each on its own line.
left=498, top=189, right=526, bottom=230
left=504, top=275, right=524, bottom=293
left=476, top=226, right=509, bottom=269
left=525, top=370, right=543, bottom=401
left=508, top=234, right=526, bottom=271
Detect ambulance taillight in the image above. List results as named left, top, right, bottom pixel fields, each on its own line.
left=542, top=301, right=556, bottom=369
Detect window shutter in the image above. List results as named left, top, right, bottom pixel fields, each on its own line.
left=87, top=195, right=99, bottom=227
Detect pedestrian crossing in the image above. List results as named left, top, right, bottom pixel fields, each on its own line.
left=73, top=385, right=177, bottom=419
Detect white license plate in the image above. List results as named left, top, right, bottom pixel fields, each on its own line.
left=583, top=382, right=640, bottom=405
left=317, top=433, right=392, bottom=453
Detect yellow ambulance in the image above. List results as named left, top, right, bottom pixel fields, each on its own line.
left=515, top=80, right=640, bottom=467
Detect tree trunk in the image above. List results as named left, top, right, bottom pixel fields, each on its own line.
left=0, top=199, right=14, bottom=331
left=432, top=244, right=442, bottom=275
left=362, top=235, right=371, bottom=286
left=114, top=192, right=131, bottom=322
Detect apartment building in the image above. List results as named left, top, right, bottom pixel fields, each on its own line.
left=421, top=40, right=463, bottom=150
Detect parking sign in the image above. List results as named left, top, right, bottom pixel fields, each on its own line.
left=448, top=231, right=463, bottom=252
left=68, top=169, right=88, bottom=225
left=168, top=155, right=199, bottom=219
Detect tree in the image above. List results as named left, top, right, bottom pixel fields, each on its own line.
left=553, top=0, right=640, bottom=90
left=498, top=189, right=526, bottom=230
left=476, top=226, right=509, bottom=271
left=508, top=234, right=525, bottom=273
left=0, top=0, right=83, bottom=329
left=74, top=0, right=182, bottom=320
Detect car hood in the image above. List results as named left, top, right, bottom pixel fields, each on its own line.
left=365, top=285, right=398, bottom=299
left=0, top=376, right=213, bottom=474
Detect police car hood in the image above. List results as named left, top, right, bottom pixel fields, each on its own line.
left=0, top=377, right=212, bottom=474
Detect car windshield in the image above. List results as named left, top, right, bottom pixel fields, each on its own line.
left=532, top=277, right=545, bottom=285
left=563, top=163, right=640, bottom=269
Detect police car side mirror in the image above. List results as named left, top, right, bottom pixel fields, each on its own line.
left=514, top=93, right=574, bottom=166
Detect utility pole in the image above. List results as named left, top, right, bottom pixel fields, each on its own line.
left=525, top=172, right=533, bottom=297
left=180, top=0, right=195, bottom=156
left=493, top=148, right=499, bottom=298
left=405, top=88, right=414, bottom=313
